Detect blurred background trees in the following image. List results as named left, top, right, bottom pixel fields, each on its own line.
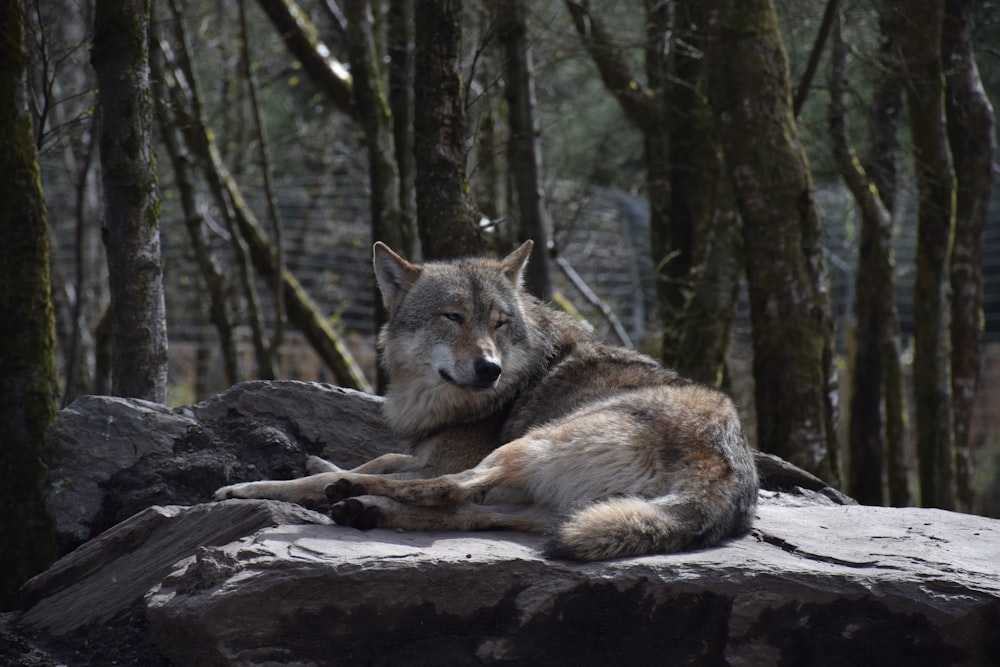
left=4, top=0, right=1000, bottom=604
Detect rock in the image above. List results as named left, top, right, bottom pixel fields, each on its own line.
left=190, top=381, right=396, bottom=466
left=138, top=503, right=995, bottom=666
left=43, top=381, right=398, bottom=553
left=43, top=396, right=198, bottom=553
left=20, top=501, right=331, bottom=637
left=17, top=380, right=999, bottom=665
left=14, top=501, right=331, bottom=666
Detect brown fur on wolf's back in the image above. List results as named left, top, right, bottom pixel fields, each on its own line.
left=215, top=241, right=758, bottom=561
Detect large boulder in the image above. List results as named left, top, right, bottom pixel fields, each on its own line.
left=7, top=380, right=998, bottom=665
left=142, top=503, right=999, bottom=666
left=42, top=381, right=398, bottom=554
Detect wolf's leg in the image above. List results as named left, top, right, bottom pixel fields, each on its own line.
left=214, top=472, right=348, bottom=505
left=306, top=452, right=422, bottom=475
left=305, top=455, right=341, bottom=473
left=329, top=495, right=547, bottom=533
left=350, top=453, right=423, bottom=474
left=319, top=444, right=527, bottom=508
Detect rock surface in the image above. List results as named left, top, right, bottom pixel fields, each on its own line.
left=143, top=503, right=999, bottom=667
left=7, top=380, right=999, bottom=665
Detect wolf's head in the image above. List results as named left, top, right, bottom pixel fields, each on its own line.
left=373, top=241, right=536, bottom=435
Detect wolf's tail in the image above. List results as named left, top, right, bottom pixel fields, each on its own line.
left=546, top=417, right=758, bottom=561
left=546, top=489, right=756, bottom=561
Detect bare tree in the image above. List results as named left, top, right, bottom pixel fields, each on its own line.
left=499, top=0, right=553, bottom=299
left=345, top=1, right=411, bottom=391
left=0, top=0, right=58, bottom=606
left=565, top=0, right=741, bottom=386
left=414, top=0, right=483, bottom=258
left=705, top=0, right=840, bottom=485
left=155, top=28, right=371, bottom=393
left=91, top=0, right=168, bottom=402
left=151, top=28, right=238, bottom=389
left=829, top=10, right=905, bottom=505
left=893, top=0, right=958, bottom=509
left=388, top=0, right=417, bottom=254
left=943, top=0, right=996, bottom=512
left=863, top=4, right=910, bottom=507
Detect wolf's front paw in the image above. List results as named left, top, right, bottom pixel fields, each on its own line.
left=213, top=482, right=259, bottom=501
left=323, top=478, right=368, bottom=503
left=329, top=498, right=381, bottom=530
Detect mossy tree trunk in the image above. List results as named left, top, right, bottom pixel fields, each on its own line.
left=893, top=0, right=958, bottom=510
left=705, top=0, right=840, bottom=485
left=0, top=0, right=58, bottom=607
left=943, top=0, right=995, bottom=512
left=829, top=12, right=906, bottom=505
left=668, top=0, right=742, bottom=387
left=863, top=5, right=911, bottom=507
left=345, top=1, right=409, bottom=391
left=91, top=0, right=168, bottom=402
left=565, top=0, right=740, bottom=385
left=499, top=0, right=553, bottom=299
left=414, top=0, right=483, bottom=259
left=387, top=0, right=417, bottom=255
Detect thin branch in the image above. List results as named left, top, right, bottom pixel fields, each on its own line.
left=239, top=0, right=285, bottom=379
left=564, top=0, right=656, bottom=130
left=793, top=0, right=840, bottom=118
left=156, top=31, right=371, bottom=392
left=255, top=0, right=358, bottom=120
left=553, top=255, right=634, bottom=349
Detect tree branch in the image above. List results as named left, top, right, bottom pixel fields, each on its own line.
left=793, top=0, right=840, bottom=117
left=564, top=0, right=656, bottom=130
left=255, top=0, right=358, bottom=120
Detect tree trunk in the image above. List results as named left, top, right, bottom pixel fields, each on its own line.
left=829, top=12, right=903, bottom=505
left=499, top=0, right=553, bottom=299
left=864, top=5, right=910, bottom=507
left=91, top=0, right=168, bottom=402
left=0, top=0, right=58, bottom=606
left=641, top=0, right=685, bottom=369
left=943, top=0, right=995, bottom=513
left=894, top=0, right=958, bottom=510
left=151, top=41, right=238, bottom=389
left=565, top=0, right=739, bottom=385
left=413, top=0, right=482, bottom=259
left=705, top=0, right=840, bottom=486
left=345, top=1, right=406, bottom=392
left=669, top=0, right=742, bottom=387
left=238, top=0, right=284, bottom=381
left=387, top=0, right=417, bottom=256
left=156, top=34, right=372, bottom=393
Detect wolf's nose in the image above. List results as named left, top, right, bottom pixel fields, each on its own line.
left=474, top=358, right=502, bottom=383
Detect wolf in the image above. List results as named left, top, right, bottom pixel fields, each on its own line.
left=215, top=241, right=758, bottom=561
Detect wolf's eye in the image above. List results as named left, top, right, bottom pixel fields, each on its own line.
left=443, top=313, right=464, bottom=324
left=495, top=319, right=507, bottom=330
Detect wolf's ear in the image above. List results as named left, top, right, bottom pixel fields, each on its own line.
left=501, top=240, right=534, bottom=287
left=373, top=242, right=422, bottom=315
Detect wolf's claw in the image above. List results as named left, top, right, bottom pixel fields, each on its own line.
left=329, top=498, right=381, bottom=530
left=324, top=478, right=366, bottom=503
